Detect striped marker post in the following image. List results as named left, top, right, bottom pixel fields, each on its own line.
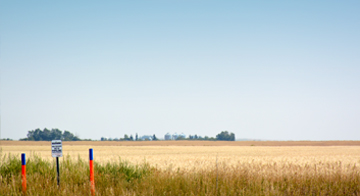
left=89, top=149, right=95, bottom=195
left=21, top=153, right=26, bottom=194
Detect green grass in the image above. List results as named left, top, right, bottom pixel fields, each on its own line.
left=1, top=152, right=359, bottom=195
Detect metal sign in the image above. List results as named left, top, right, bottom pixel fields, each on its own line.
left=51, top=140, right=63, bottom=157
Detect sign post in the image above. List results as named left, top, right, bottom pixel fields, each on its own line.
left=52, top=140, right=63, bottom=187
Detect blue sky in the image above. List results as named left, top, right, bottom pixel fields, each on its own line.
left=1, top=1, right=359, bottom=140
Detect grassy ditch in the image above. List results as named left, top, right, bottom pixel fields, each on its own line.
left=1, top=152, right=360, bottom=195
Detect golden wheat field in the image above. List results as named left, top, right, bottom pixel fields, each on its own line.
left=2, top=141, right=360, bottom=195
left=2, top=141, right=360, bottom=173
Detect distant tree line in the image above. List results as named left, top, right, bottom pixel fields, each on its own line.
left=187, top=131, right=235, bottom=141
left=100, top=131, right=235, bottom=141
left=216, top=131, right=235, bottom=141
left=101, top=133, right=159, bottom=141
left=20, top=128, right=81, bottom=141
left=0, top=138, right=13, bottom=141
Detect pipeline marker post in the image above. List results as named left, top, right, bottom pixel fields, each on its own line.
left=56, top=157, right=60, bottom=186
left=51, top=140, right=63, bottom=187
left=21, top=153, right=26, bottom=194
left=89, top=148, right=95, bottom=195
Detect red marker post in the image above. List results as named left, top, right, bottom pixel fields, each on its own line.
left=89, top=148, right=95, bottom=195
left=21, top=153, right=26, bottom=194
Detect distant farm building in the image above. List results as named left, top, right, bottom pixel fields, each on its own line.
left=164, top=132, right=186, bottom=140
left=165, top=133, right=171, bottom=140
left=172, top=133, right=178, bottom=140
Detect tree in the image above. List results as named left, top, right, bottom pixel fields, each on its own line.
left=50, top=129, right=62, bottom=140
left=177, top=135, right=185, bottom=140
left=230, top=132, right=235, bottom=141
left=216, top=131, right=235, bottom=141
left=129, top=135, right=134, bottom=141
left=135, top=133, right=138, bottom=141
left=31, top=128, right=42, bottom=141
left=62, top=131, right=72, bottom=141
left=21, top=128, right=80, bottom=141
left=152, top=134, right=158, bottom=141
left=40, top=128, right=51, bottom=141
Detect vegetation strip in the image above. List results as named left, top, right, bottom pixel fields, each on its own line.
left=1, top=153, right=359, bottom=195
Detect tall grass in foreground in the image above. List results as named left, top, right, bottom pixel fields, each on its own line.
left=1, top=153, right=359, bottom=196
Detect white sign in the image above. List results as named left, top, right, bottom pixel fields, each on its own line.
left=51, top=140, right=63, bottom=157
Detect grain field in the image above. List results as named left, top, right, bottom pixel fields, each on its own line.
left=1, top=141, right=360, bottom=195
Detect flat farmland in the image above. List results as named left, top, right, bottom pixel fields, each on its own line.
left=2, top=140, right=360, bottom=171
left=3, top=140, right=360, bottom=146
left=2, top=141, right=360, bottom=195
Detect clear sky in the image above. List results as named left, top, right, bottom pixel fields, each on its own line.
left=1, top=1, right=359, bottom=140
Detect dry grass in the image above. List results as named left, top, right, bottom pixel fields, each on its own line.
left=2, top=142, right=360, bottom=172
left=1, top=141, right=360, bottom=195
